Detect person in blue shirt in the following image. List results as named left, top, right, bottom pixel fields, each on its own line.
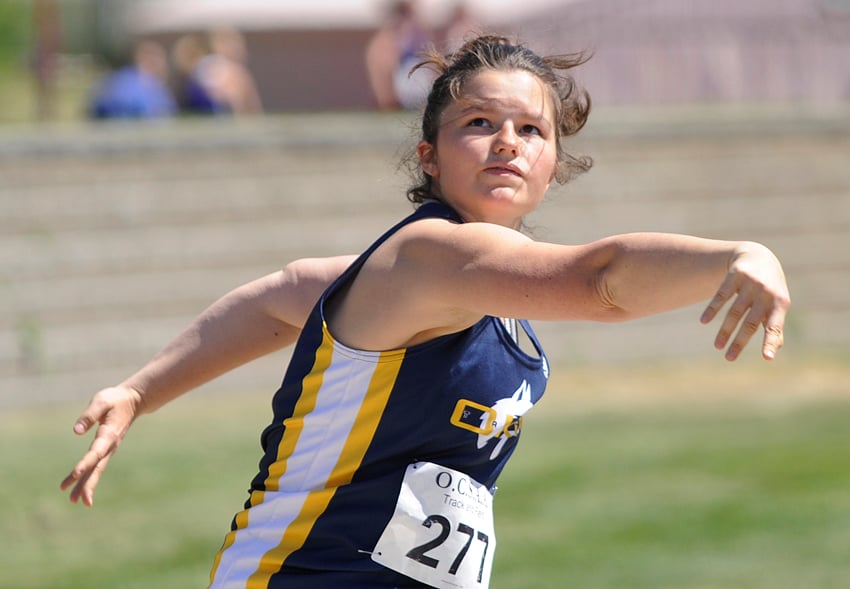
left=89, top=40, right=176, bottom=120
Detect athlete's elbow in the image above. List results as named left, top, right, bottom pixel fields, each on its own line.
left=590, top=267, right=633, bottom=323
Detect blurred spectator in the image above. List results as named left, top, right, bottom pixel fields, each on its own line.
left=438, top=2, right=480, bottom=53
left=30, top=0, right=61, bottom=121
left=171, top=34, right=220, bottom=114
left=171, top=29, right=264, bottom=116
left=206, top=28, right=264, bottom=115
left=365, top=0, right=435, bottom=110
left=89, top=40, right=177, bottom=120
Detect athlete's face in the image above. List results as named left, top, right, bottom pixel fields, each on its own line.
left=417, top=69, right=558, bottom=229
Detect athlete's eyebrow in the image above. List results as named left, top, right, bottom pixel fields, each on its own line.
left=449, top=98, right=553, bottom=131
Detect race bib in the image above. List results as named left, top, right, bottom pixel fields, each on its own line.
left=372, top=462, right=496, bottom=589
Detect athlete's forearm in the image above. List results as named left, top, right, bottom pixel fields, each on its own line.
left=597, top=234, right=768, bottom=319
left=123, top=276, right=301, bottom=415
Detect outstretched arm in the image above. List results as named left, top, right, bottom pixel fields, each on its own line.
left=390, top=222, right=789, bottom=361
left=60, top=255, right=354, bottom=506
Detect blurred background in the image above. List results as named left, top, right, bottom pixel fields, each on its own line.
left=2, top=0, right=848, bottom=407
left=3, top=0, right=850, bottom=117
left=2, top=2, right=850, bottom=588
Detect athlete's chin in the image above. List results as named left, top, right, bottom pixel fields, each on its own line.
left=480, top=189, right=537, bottom=212
left=481, top=186, right=521, bottom=202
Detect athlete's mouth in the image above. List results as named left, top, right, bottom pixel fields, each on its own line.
left=484, top=163, right=523, bottom=177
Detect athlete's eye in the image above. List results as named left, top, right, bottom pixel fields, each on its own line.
left=520, top=124, right=542, bottom=136
left=468, top=117, right=490, bottom=128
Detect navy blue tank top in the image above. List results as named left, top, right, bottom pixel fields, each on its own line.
left=209, top=201, right=550, bottom=588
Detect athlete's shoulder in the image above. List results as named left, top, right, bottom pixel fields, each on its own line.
left=396, top=216, right=533, bottom=265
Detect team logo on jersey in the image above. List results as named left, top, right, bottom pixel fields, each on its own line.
left=449, top=380, right=535, bottom=460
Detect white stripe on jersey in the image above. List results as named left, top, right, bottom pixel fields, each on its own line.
left=209, top=323, right=403, bottom=588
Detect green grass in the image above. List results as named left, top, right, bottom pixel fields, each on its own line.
left=3, top=359, right=849, bottom=588
left=494, top=404, right=850, bottom=588
left=0, top=393, right=268, bottom=589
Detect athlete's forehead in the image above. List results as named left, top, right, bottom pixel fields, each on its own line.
left=452, top=97, right=553, bottom=124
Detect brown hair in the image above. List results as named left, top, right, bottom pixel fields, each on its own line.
left=404, top=34, right=593, bottom=204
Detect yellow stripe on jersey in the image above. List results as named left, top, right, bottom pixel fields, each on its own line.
left=208, top=324, right=335, bottom=587
left=207, top=489, right=260, bottom=587
left=263, top=349, right=331, bottom=492
left=245, top=345, right=403, bottom=588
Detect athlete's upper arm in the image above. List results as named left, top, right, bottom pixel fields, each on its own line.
left=399, top=221, right=618, bottom=322
left=260, top=255, right=356, bottom=329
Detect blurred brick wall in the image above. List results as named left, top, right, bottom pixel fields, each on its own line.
left=134, top=0, right=850, bottom=111
left=522, top=0, right=850, bottom=105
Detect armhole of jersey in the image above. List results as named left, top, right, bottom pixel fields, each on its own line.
left=318, top=201, right=463, bottom=326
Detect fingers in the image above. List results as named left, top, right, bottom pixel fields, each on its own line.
left=701, top=268, right=789, bottom=362
left=61, top=452, right=113, bottom=507
left=60, top=387, right=139, bottom=507
left=72, top=395, right=110, bottom=435
left=716, top=302, right=764, bottom=361
left=761, top=307, right=788, bottom=361
left=60, top=425, right=121, bottom=507
left=700, top=272, right=737, bottom=326
left=59, top=398, right=112, bottom=506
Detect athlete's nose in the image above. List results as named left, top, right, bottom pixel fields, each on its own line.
left=493, top=122, right=520, bottom=156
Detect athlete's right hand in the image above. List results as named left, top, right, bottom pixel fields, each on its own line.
left=60, top=385, right=144, bottom=507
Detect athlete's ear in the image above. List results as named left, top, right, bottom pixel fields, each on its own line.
left=417, top=141, right=439, bottom=178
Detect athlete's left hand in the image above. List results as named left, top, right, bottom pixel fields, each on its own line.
left=700, top=242, right=790, bottom=361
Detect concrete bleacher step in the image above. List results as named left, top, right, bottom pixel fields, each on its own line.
left=1, top=108, right=848, bottom=409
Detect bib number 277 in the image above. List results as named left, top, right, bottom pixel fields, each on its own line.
left=407, top=514, right=490, bottom=582
left=372, top=462, right=497, bottom=589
